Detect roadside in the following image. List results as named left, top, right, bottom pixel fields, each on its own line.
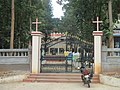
left=0, top=82, right=120, bottom=90
left=0, top=64, right=29, bottom=83
left=0, top=64, right=120, bottom=90
left=0, top=64, right=29, bottom=78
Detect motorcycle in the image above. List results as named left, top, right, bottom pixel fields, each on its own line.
left=80, top=66, right=92, bottom=88
left=82, top=74, right=91, bottom=88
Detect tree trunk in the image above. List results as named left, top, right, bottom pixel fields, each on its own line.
left=29, top=0, right=32, bottom=32
left=10, top=0, right=15, bottom=49
left=29, top=0, right=32, bottom=49
left=108, top=0, right=113, bottom=48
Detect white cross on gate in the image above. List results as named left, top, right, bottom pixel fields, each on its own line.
left=32, top=17, right=41, bottom=32
left=93, top=17, right=103, bottom=31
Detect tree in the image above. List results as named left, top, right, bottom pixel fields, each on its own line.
left=10, top=0, right=15, bottom=49
left=57, top=0, right=120, bottom=45
left=0, top=0, right=53, bottom=49
left=0, top=0, right=11, bottom=49
left=42, top=0, right=53, bottom=31
left=1, top=0, right=119, bottom=49
left=108, top=0, right=113, bottom=48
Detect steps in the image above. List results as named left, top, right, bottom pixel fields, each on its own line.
left=23, top=73, right=100, bottom=83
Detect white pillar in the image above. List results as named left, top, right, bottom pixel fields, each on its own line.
left=31, top=31, right=43, bottom=74
left=93, top=31, right=103, bottom=74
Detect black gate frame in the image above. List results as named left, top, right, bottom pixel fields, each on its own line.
left=40, top=35, right=94, bottom=73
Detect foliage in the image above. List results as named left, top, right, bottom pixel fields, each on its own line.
left=58, top=0, right=120, bottom=43
left=1, top=0, right=120, bottom=48
left=0, top=0, right=53, bottom=49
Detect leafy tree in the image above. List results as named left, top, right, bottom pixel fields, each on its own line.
left=57, top=0, right=120, bottom=45
left=0, top=0, right=53, bottom=49
left=10, top=0, right=15, bottom=49
left=0, top=0, right=11, bottom=48
left=51, top=18, right=60, bottom=32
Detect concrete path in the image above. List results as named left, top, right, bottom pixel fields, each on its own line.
left=0, top=82, right=120, bottom=90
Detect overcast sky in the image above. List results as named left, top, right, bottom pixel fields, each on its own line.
left=51, top=0, right=64, bottom=18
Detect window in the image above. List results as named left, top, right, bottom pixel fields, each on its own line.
left=114, top=37, right=120, bottom=48
left=118, top=14, right=120, bottom=20
left=50, top=48, right=58, bottom=55
left=59, top=48, right=64, bottom=54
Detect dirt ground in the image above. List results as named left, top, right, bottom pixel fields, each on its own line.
left=0, top=64, right=120, bottom=90
left=0, top=64, right=30, bottom=77
left=0, top=82, right=120, bottom=90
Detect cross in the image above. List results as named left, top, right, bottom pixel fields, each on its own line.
left=32, top=17, right=41, bottom=32
left=93, top=17, right=103, bottom=31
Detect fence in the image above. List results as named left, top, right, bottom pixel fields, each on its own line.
left=102, top=46, right=120, bottom=72
left=0, top=49, right=31, bottom=64
left=0, top=47, right=120, bottom=72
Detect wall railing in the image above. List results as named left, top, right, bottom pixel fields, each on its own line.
left=0, top=49, right=29, bottom=57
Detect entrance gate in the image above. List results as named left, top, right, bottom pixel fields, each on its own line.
left=40, top=55, right=73, bottom=73
left=40, top=35, right=94, bottom=73
left=31, top=17, right=103, bottom=74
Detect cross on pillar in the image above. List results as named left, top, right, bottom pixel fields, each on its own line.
left=32, top=17, right=41, bottom=32
left=93, top=17, right=103, bottom=31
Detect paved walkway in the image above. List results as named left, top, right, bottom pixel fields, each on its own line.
left=0, top=82, right=120, bottom=90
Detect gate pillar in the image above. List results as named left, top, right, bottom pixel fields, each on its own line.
left=93, top=31, right=103, bottom=74
left=31, top=31, right=43, bottom=74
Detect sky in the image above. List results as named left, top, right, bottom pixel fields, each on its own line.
left=51, top=0, right=64, bottom=18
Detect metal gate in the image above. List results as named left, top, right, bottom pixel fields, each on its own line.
left=40, top=35, right=94, bottom=73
